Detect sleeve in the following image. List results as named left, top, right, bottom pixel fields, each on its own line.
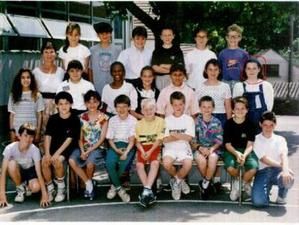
left=224, top=83, right=232, bottom=99
left=156, top=118, right=165, bottom=140
left=3, top=144, right=12, bottom=160
left=151, top=49, right=159, bottom=66
left=135, top=122, right=141, bottom=141
left=164, top=117, right=170, bottom=137
left=36, top=93, right=45, bottom=112
left=45, top=116, right=54, bottom=136
left=156, top=89, right=167, bottom=115
left=58, top=47, right=65, bottom=60
left=190, top=90, right=200, bottom=115
left=129, top=85, right=138, bottom=111
left=32, top=145, right=41, bottom=162
left=263, top=81, right=274, bottom=111
left=88, top=82, right=96, bottom=91
left=117, top=50, right=127, bottom=67
left=128, top=118, right=137, bottom=137
left=70, top=116, right=81, bottom=140
left=223, top=121, right=232, bottom=144
left=175, top=48, right=185, bottom=66
left=232, top=82, right=244, bottom=98
left=82, top=45, right=91, bottom=58
left=184, top=53, right=191, bottom=75
left=186, top=117, right=195, bottom=138
left=213, top=120, right=223, bottom=145
left=7, top=94, right=15, bottom=114
left=246, top=121, right=256, bottom=142
left=278, top=136, right=288, bottom=156
left=253, top=136, right=265, bottom=159
left=106, top=119, right=114, bottom=139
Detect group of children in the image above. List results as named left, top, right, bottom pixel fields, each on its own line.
left=0, top=21, right=294, bottom=209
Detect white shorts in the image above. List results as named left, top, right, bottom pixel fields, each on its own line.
left=162, top=147, right=193, bottom=162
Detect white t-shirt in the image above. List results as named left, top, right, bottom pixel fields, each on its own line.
left=3, top=142, right=41, bottom=169
left=33, top=67, right=65, bottom=93
left=196, top=81, right=231, bottom=114
left=102, top=81, right=138, bottom=114
left=164, top=114, right=195, bottom=152
left=56, top=79, right=95, bottom=110
left=185, top=48, right=217, bottom=89
left=58, top=43, right=91, bottom=70
left=233, top=80, right=274, bottom=111
left=254, top=133, right=288, bottom=170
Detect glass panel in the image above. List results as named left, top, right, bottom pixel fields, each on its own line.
left=0, top=13, right=17, bottom=36
left=77, top=22, right=98, bottom=42
left=42, top=18, right=68, bottom=40
left=7, top=14, right=49, bottom=38
left=113, top=16, right=123, bottom=39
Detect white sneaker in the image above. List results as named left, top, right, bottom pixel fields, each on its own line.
left=107, top=185, right=117, bottom=199
left=276, top=196, right=287, bottom=205
left=117, top=188, right=130, bottom=202
left=14, top=185, right=25, bottom=203
left=244, top=182, right=252, bottom=197
left=170, top=178, right=181, bottom=200
left=181, top=180, right=190, bottom=195
left=54, top=180, right=66, bottom=202
left=230, top=179, right=240, bottom=201
left=25, top=185, right=32, bottom=197
left=47, top=182, right=56, bottom=202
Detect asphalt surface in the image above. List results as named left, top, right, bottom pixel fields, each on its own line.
left=0, top=115, right=298, bottom=222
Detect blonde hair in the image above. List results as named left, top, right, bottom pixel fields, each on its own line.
left=141, top=98, right=156, bottom=110
left=227, top=24, right=243, bottom=37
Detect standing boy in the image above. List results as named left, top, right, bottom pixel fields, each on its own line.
left=0, top=123, right=49, bottom=208
left=117, top=26, right=152, bottom=86
left=135, top=98, right=165, bottom=207
left=252, top=111, right=294, bottom=207
left=163, top=91, right=195, bottom=200
left=42, top=91, right=81, bottom=202
left=89, top=22, right=121, bottom=95
left=218, top=24, right=249, bottom=90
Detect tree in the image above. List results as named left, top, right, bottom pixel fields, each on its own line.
left=104, top=1, right=298, bottom=54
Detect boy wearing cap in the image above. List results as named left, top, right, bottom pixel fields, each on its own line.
left=89, top=22, right=121, bottom=94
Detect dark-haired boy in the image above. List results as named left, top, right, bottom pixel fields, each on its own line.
left=42, top=91, right=81, bottom=202
left=90, top=22, right=121, bottom=94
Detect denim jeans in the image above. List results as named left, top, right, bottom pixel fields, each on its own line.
left=252, top=167, right=292, bottom=207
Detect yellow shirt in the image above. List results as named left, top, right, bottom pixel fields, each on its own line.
left=135, top=116, right=165, bottom=145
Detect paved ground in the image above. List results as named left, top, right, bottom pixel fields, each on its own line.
left=0, top=115, right=298, bottom=222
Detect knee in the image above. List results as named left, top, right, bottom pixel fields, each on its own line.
left=252, top=195, right=268, bottom=208
left=151, top=160, right=160, bottom=168
left=29, top=181, right=41, bottom=193
left=163, top=161, right=173, bottom=171
left=136, top=163, right=144, bottom=170
left=86, top=163, right=95, bottom=171
left=68, top=158, right=76, bottom=167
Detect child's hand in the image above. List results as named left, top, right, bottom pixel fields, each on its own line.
left=120, top=152, right=128, bottom=161
left=199, top=147, right=210, bottom=158
left=40, top=195, right=50, bottom=208
left=142, top=152, right=149, bottom=160
left=51, top=153, right=60, bottom=163
left=0, top=195, right=8, bottom=208
left=235, top=151, right=244, bottom=164
left=80, top=152, right=88, bottom=161
left=43, top=154, right=52, bottom=166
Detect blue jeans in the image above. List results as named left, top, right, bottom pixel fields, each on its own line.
left=252, top=167, right=291, bottom=207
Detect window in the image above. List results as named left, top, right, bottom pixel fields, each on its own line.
left=0, top=13, right=16, bottom=36
left=113, top=15, right=123, bottom=39
left=265, top=64, right=279, bottom=77
left=42, top=18, right=68, bottom=40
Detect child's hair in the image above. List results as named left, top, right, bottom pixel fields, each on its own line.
left=84, top=90, right=101, bottom=102
left=11, top=68, right=38, bottom=103
left=18, top=122, right=36, bottom=136
left=63, top=23, right=81, bottom=53
left=141, top=98, right=156, bottom=110
left=114, top=94, right=131, bottom=107
left=193, top=27, right=208, bottom=38
left=136, top=66, right=156, bottom=90
left=55, top=91, right=73, bottom=104
left=63, top=60, right=83, bottom=81
left=260, top=111, right=277, bottom=124
left=232, top=96, right=248, bottom=109
left=110, top=61, right=125, bottom=75
left=170, top=91, right=185, bottom=104
left=227, top=24, right=243, bottom=37
left=170, top=64, right=187, bottom=77
left=93, top=22, right=113, bottom=34
left=199, top=95, right=215, bottom=108
left=132, top=26, right=147, bottom=38
left=242, top=58, right=265, bottom=81
left=203, top=58, right=221, bottom=80
left=41, top=40, right=57, bottom=53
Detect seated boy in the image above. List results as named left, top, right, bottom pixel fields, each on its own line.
left=163, top=91, right=195, bottom=200
left=42, top=91, right=81, bottom=202
left=0, top=123, right=49, bottom=208
left=194, top=96, right=223, bottom=199
left=135, top=98, right=165, bottom=207
left=252, top=111, right=294, bottom=207
left=105, top=94, right=137, bottom=203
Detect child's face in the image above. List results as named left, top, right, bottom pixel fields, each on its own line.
left=116, top=103, right=130, bottom=118
left=171, top=99, right=185, bottom=116
left=226, top=31, right=241, bottom=48
left=260, top=120, right=276, bottom=136
left=205, top=63, right=220, bottom=80
left=233, top=102, right=248, bottom=119
left=56, top=99, right=72, bottom=115
left=67, top=29, right=80, bottom=46
left=19, top=130, right=34, bottom=147
left=200, top=101, right=214, bottom=117
left=142, top=104, right=156, bottom=118
left=21, top=72, right=31, bottom=90
left=68, top=68, right=82, bottom=83
left=141, top=69, right=154, bottom=87
left=133, top=35, right=146, bottom=50
left=98, top=32, right=111, bottom=44
left=245, top=62, right=260, bottom=79
left=161, top=29, right=174, bottom=45
left=85, top=97, right=100, bottom=112
left=170, top=70, right=185, bottom=87
left=42, top=48, right=56, bottom=63
left=111, top=64, right=125, bottom=82
left=195, top=31, right=208, bottom=49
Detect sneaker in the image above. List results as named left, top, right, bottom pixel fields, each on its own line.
left=122, top=181, right=131, bottom=191
left=170, top=178, right=181, bottom=200
left=54, top=180, right=66, bottom=202
left=47, top=183, right=56, bottom=202
left=276, top=196, right=287, bottom=205
left=244, top=182, right=252, bottom=197
left=181, top=180, right=190, bottom=195
left=199, top=180, right=209, bottom=200
left=230, top=179, right=240, bottom=201
left=25, top=186, right=32, bottom=197
left=107, top=185, right=117, bottom=199
left=138, top=193, right=148, bottom=208
left=118, top=188, right=130, bottom=202
left=14, top=185, right=25, bottom=203
left=147, top=192, right=157, bottom=205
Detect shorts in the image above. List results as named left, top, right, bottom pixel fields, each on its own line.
left=137, top=144, right=161, bottom=164
left=163, top=147, right=193, bottom=162
left=223, top=148, right=259, bottom=171
left=69, top=148, right=106, bottom=168
left=20, top=166, right=37, bottom=183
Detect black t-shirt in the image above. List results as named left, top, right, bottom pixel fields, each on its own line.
left=223, top=118, right=255, bottom=149
left=45, top=113, right=80, bottom=157
left=151, top=45, right=185, bottom=75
